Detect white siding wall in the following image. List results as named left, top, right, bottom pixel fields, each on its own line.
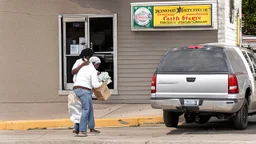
left=217, top=0, right=226, bottom=43
left=218, top=0, right=242, bottom=45
left=211, top=1, right=218, bottom=30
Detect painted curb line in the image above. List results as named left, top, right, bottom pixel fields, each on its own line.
left=0, top=116, right=163, bottom=130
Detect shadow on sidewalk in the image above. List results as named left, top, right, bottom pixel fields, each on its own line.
left=167, top=120, right=256, bottom=135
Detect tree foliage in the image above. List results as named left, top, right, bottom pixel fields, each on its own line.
left=242, top=0, right=256, bottom=35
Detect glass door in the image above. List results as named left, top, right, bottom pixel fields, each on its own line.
left=63, top=17, right=88, bottom=89
left=88, top=16, right=114, bottom=89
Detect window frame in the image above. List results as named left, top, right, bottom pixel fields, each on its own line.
left=63, top=17, right=88, bottom=90
left=58, top=14, right=118, bottom=95
left=242, top=51, right=255, bottom=74
left=247, top=52, right=256, bottom=74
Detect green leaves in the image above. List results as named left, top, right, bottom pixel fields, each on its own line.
left=242, top=0, right=256, bottom=35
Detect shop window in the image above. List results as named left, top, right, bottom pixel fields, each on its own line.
left=229, top=0, right=235, bottom=24
left=58, top=15, right=118, bottom=94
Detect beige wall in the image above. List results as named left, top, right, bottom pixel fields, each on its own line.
left=0, top=0, right=218, bottom=105
left=0, top=0, right=113, bottom=103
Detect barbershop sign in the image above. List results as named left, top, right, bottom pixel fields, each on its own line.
left=132, top=4, right=212, bottom=30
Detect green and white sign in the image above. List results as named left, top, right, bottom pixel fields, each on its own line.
left=132, top=6, right=153, bottom=29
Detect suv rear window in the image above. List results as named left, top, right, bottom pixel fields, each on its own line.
left=157, top=48, right=229, bottom=73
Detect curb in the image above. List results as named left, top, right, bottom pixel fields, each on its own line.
left=0, top=116, right=163, bottom=130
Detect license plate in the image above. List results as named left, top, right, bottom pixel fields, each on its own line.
left=184, top=99, right=199, bottom=106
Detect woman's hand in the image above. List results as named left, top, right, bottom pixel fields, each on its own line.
left=81, top=61, right=90, bottom=66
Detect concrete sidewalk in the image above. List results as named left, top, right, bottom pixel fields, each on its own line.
left=0, top=104, right=164, bottom=130
left=0, top=104, right=161, bottom=121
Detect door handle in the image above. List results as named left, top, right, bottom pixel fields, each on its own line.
left=186, top=77, right=196, bottom=82
left=90, top=42, right=93, bottom=49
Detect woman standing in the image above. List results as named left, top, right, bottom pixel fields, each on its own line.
left=72, top=48, right=102, bottom=137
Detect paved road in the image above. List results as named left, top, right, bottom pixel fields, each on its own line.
left=2, top=117, right=256, bottom=144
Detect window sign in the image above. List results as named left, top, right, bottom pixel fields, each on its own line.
left=133, top=6, right=153, bottom=29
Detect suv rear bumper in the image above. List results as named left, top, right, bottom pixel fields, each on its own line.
left=151, top=98, right=244, bottom=113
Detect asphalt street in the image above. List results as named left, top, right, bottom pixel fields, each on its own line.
left=2, top=116, right=256, bottom=144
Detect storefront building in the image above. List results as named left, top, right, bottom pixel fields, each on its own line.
left=0, top=0, right=241, bottom=119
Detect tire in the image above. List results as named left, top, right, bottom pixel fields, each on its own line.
left=232, top=99, right=249, bottom=130
left=163, top=110, right=179, bottom=128
left=196, top=115, right=211, bottom=124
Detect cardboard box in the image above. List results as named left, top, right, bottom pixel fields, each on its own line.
left=92, top=83, right=111, bottom=101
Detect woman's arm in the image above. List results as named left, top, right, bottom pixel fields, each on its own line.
left=91, top=70, right=103, bottom=89
left=72, top=61, right=90, bottom=75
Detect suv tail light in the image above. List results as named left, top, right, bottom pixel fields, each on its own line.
left=188, top=45, right=203, bottom=49
left=228, top=74, right=239, bottom=94
left=151, top=74, right=156, bottom=93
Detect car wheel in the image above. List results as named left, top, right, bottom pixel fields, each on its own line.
left=232, top=99, right=248, bottom=130
left=163, top=110, right=179, bottom=128
left=196, top=115, right=211, bottom=124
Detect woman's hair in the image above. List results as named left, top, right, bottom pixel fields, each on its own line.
left=79, top=48, right=94, bottom=61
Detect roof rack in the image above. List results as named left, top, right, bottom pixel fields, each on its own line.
left=242, top=44, right=256, bottom=53
left=242, top=44, right=253, bottom=51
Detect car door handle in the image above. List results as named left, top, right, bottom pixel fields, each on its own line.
left=186, top=77, right=196, bottom=82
